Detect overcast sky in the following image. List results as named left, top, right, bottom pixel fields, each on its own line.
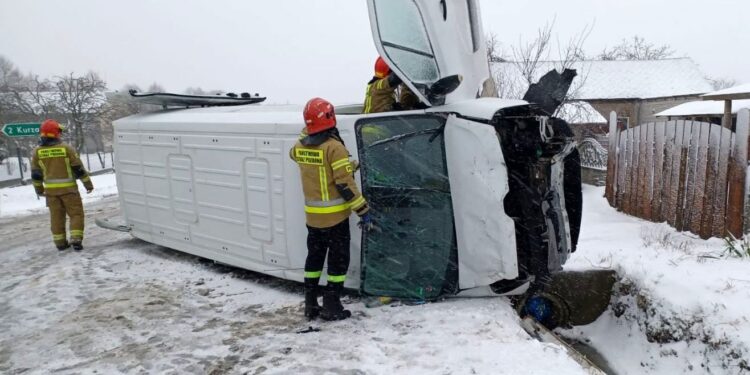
left=1, top=0, right=747, bottom=105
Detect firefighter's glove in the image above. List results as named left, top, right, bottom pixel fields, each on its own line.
left=351, top=160, right=360, bottom=172
left=358, top=213, right=377, bottom=233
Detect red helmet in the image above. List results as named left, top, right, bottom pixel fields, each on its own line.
left=374, top=56, right=390, bottom=79
left=303, top=97, right=336, bottom=135
left=40, top=119, right=64, bottom=138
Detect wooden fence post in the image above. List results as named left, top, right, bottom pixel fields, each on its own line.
left=605, top=111, right=618, bottom=205
left=727, top=109, right=750, bottom=237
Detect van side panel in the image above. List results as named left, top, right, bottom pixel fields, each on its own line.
left=113, top=115, right=364, bottom=289
left=114, top=131, right=152, bottom=240
left=141, top=133, right=190, bottom=244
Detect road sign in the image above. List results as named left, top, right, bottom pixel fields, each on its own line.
left=2, top=122, right=41, bottom=137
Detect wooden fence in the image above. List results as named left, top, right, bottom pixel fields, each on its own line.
left=605, top=109, right=750, bottom=239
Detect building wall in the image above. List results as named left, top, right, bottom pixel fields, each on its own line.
left=639, top=95, right=702, bottom=124
left=570, top=123, right=608, bottom=143
left=587, top=95, right=703, bottom=128
left=587, top=100, right=638, bottom=129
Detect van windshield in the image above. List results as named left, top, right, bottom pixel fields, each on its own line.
left=356, top=115, right=457, bottom=299
left=372, top=0, right=439, bottom=83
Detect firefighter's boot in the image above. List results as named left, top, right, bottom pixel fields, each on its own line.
left=320, top=283, right=351, bottom=321
left=71, top=240, right=83, bottom=251
left=304, top=278, right=321, bottom=320
left=56, top=241, right=70, bottom=251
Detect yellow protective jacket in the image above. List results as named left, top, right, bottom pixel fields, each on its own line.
left=290, top=132, right=369, bottom=228
left=363, top=74, right=421, bottom=114
left=31, top=140, right=93, bottom=196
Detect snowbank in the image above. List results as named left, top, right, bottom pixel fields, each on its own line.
left=564, top=185, right=750, bottom=374
left=0, top=173, right=118, bottom=218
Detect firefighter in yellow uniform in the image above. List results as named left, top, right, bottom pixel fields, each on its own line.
left=363, top=56, right=421, bottom=114
left=31, top=119, right=94, bottom=251
left=291, top=97, right=373, bottom=321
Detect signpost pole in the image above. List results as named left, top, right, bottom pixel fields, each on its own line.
left=16, top=146, right=24, bottom=183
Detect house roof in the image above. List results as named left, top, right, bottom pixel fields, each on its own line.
left=492, top=58, right=713, bottom=100
left=556, top=101, right=607, bottom=124
left=655, top=99, right=750, bottom=117
left=701, top=83, right=750, bottom=100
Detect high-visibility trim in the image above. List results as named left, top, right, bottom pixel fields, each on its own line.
left=64, top=158, right=73, bottom=179
left=349, top=196, right=367, bottom=210
left=70, top=230, right=84, bottom=239
left=52, top=233, right=66, bottom=241
left=38, top=160, right=47, bottom=176
left=305, top=198, right=346, bottom=207
left=37, top=147, right=66, bottom=159
left=304, top=204, right=350, bottom=214
left=364, top=84, right=373, bottom=114
left=327, top=275, right=346, bottom=283
left=319, top=166, right=329, bottom=201
left=81, top=176, right=91, bottom=182
left=44, top=181, right=77, bottom=189
left=331, top=158, right=351, bottom=170
left=45, top=178, right=75, bottom=184
left=304, top=271, right=322, bottom=278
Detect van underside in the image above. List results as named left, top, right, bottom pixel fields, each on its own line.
left=491, top=104, right=582, bottom=295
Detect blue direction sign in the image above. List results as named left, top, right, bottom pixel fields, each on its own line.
left=2, top=122, right=41, bottom=137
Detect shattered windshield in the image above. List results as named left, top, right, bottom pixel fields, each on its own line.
left=357, top=115, right=457, bottom=299
left=372, top=0, right=439, bottom=83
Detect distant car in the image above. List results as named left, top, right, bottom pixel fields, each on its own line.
left=112, top=0, right=582, bottom=301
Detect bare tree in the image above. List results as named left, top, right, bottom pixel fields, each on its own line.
left=598, top=36, right=674, bottom=60
left=55, top=72, right=108, bottom=152
left=147, top=82, right=165, bottom=93
left=184, top=87, right=206, bottom=95
left=0, top=57, right=60, bottom=155
left=493, top=20, right=591, bottom=102
left=485, top=32, right=506, bottom=63
left=510, top=20, right=554, bottom=87
left=707, top=77, right=737, bottom=91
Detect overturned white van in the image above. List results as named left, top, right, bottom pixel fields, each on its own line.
left=111, top=0, right=583, bottom=303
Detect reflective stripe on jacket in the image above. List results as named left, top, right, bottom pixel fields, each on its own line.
left=31, top=141, right=93, bottom=196
left=363, top=77, right=396, bottom=114
left=290, top=133, right=369, bottom=228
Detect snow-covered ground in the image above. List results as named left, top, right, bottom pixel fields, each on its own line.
left=0, top=198, right=590, bottom=374
left=564, top=185, right=750, bottom=374
left=0, top=152, right=114, bottom=182
left=1, top=179, right=748, bottom=374
left=0, top=173, right=118, bottom=217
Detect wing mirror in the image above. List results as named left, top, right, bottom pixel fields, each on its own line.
left=427, top=74, right=463, bottom=105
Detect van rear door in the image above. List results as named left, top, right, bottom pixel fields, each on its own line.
left=366, top=0, right=492, bottom=106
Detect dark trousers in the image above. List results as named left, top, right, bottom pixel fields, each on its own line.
left=305, top=219, right=350, bottom=285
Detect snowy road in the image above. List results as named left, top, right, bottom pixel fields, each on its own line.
left=0, top=198, right=590, bottom=375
